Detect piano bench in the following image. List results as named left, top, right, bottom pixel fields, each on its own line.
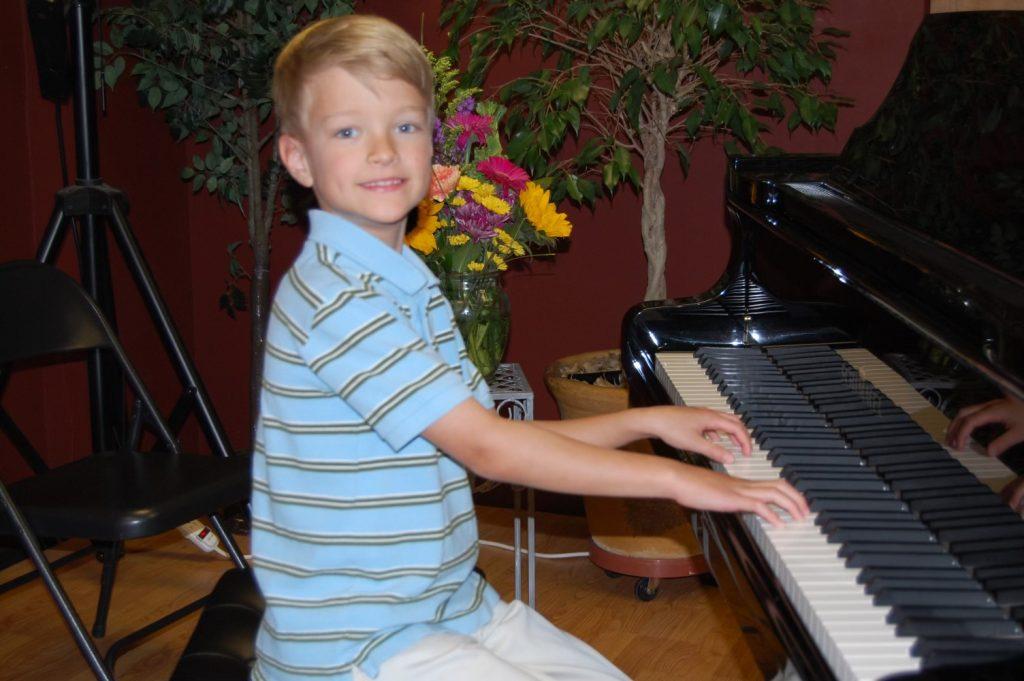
left=170, top=568, right=263, bottom=681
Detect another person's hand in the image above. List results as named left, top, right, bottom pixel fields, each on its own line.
left=1002, top=476, right=1024, bottom=513
left=650, top=406, right=752, bottom=464
left=946, top=396, right=1024, bottom=457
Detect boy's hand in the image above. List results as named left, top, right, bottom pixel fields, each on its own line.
left=946, top=396, right=1024, bottom=457
left=672, top=465, right=809, bottom=528
left=652, top=406, right=752, bottom=464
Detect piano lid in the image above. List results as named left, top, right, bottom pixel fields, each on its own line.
left=724, top=11, right=1024, bottom=402
left=830, top=11, right=1024, bottom=282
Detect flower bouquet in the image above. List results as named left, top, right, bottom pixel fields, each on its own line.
left=407, top=54, right=573, bottom=379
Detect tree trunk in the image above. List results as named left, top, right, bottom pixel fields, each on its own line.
left=639, top=128, right=668, bottom=301
left=244, top=107, right=269, bottom=442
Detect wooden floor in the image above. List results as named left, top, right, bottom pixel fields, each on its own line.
left=0, top=507, right=761, bottom=681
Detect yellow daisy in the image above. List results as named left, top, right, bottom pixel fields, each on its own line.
left=447, top=234, right=470, bottom=246
left=467, top=261, right=485, bottom=272
left=475, top=194, right=511, bottom=215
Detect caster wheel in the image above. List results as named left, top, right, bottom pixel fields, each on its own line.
left=634, top=577, right=659, bottom=602
left=604, top=570, right=622, bottom=579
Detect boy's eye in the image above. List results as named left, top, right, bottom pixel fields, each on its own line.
left=397, top=123, right=420, bottom=134
left=336, top=127, right=357, bottom=139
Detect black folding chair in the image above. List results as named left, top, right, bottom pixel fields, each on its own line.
left=0, top=260, right=250, bottom=676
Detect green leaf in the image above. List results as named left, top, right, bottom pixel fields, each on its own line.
left=685, top=110, right=702, bottom=138
left=675, top=143, right=690, bottom=175
left=602, top=162, right=617, bottom=189
left=684, top=24, right=702, bottom=59
left=618, top=14, right=642, bottom=44
left=588, top=14, right=617, bottom=50
left=192, top=175, right=204, bottom=192
left=147, top=87, right=162, bottom=108
left=181, top=167, right=195, bottom=180
left=707, top=3, right=727, bottom=36
left=565, top=174, right=583, bottom=201
left=206, top=176, right=218, bottom=193
left=652, top=63, right=676, bottom=95
left=163, top=86, right=188, bottom=108
left=193, top=154, right=205, bottom=171
left=567, top=0, right=592, bottom=24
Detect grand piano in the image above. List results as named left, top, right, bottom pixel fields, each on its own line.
left=622, top=10, right=1024, bottom=681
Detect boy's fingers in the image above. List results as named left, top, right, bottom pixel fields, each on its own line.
left=954, top=408, right=1007, bottom=449
left=752, top=501, right=783, bottom=528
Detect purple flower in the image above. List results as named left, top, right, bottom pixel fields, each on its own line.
left=456, top=96, right=476, bottom=115
left=433, top=118, right=446, bottom=148
left=454, top=197, right=509, bottom=242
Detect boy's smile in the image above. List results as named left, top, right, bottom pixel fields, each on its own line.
left=279, top=66, right=432, bottom=249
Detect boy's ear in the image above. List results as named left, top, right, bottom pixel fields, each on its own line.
left=279, top=132, right=314, bottom=188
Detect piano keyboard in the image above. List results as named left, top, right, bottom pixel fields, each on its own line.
left=655, top=346, right=1023, bottom=681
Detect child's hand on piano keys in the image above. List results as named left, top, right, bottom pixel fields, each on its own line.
left=652, top=406, right=752, bottom=464
left=670, top=465, right=809, bottom=527
left=946, top=396, right=1024, bottom=458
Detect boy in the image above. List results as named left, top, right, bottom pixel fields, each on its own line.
left=253, top=14, right=808, bottom=681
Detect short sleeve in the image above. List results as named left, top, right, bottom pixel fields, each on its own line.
left=297, top=290, right=473, bottom=450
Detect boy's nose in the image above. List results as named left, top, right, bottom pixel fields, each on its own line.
left=367, top=134, right=397, bottom=164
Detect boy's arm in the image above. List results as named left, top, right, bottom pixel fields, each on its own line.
left=531, top=406, right=750, bottom=463
left=424, top=398, right=808, bottom=526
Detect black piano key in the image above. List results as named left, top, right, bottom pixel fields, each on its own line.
left=875, top=589, right=998, bottom=608
left=824, top=519, right=929, bottom=533
left=849, top=434, right=937, bottom=448
left=983, top=577, right=1024, bottom=591
left=897, top=618, right=1023, bottom=638
left=839, top=542, right=946, bottom=557
left=876, top=460, right=967, bottom=475
left=922, top=506, right=1023, bottom=523
left=900, top=486, right=995, bottom=502
left=846, top=551, right=960, bottom=569
left=818, top=510, right=917, bottom=526
left=810, top=497, right=909, bottom=513
left=863, top=451, right=951, bottom=466
left=828, top=527, right=933, bottom=543
left=958, top=549, right=1024, bottom=570
left=937, top=523, right=1024, bottom=543
left=889, top=475, right=981, bottom=493
left=774, top=454, right=866, bottom=467
left=865, top=577, right=982, bottom=593
left=762, top=437, right=850, bottom=450
left=920, top=650, right=1024, bottom=669
left=887, top=605, right=1006, bottom=621
left=909, top=494, right=1010, bottom=513
left=975, top=565, right=1024, bottom=581
left=995, top=589, right=1024, bottom=608
left=797, top=479, right=890, bottom=494
left=952, top=538, right=1024, bottom=554
left=914, top=638, right=1024, bottom=664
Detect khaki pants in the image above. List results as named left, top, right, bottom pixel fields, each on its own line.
left=354, top=600, right=630, bottom=681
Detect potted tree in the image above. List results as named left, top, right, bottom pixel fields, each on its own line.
left=99, top=0, right=358, bottom=436
left=444, top=0, right=848, bottom=598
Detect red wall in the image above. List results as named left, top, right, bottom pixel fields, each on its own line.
left=0, top=1, right=927, bottom=479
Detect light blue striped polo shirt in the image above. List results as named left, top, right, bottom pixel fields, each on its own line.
left=251, top=209, right=499, bottom=681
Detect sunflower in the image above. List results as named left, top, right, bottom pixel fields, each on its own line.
left=519, top=182, right=572, bottom=238
left=405, top=199, right=442, bottom=254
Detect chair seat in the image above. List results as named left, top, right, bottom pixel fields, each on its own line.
left=170, top=568, right=263, bottom=681
left=1, top=451, right=251, bottom=540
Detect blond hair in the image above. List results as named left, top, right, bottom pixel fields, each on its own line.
left=273, top=15, right=433, bottom=133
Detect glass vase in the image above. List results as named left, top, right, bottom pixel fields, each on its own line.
left=441, top=270, right=510, bottom=381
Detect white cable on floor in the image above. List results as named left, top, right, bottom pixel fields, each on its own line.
left=478, top=539, right=588, bottom=559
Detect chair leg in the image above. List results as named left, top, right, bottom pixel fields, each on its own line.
left=208, top=513, right=248, bottom=570
left=92, top=541, right=123, bottom=638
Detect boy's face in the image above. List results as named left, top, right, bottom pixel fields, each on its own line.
left=279, top=66, right=432, bottom=247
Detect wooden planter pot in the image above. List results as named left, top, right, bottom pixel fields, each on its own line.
left=544, top=350, right=708, bottom=600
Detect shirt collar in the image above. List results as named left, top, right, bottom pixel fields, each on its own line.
left=307, top=209, right=436, bottom=295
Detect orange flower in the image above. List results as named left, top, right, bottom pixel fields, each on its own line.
left=429, top=164, right=461, bottom=201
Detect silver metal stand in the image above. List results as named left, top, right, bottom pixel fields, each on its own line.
left=487, top=363, right=536, bottom=608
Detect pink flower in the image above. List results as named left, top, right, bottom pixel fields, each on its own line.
left=448, top=112, right=493, bottom=149
left=429, top=164, right=461, bottom=201
left=477, top=157, right=530, bottom=192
